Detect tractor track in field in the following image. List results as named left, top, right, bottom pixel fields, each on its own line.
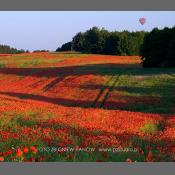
left=91, top=75, right=114, bottom=108
left=100, top=75, right=121, bottom=108
left=91, top=68, right=131, bottom=109
left=91, top=74, right=121, bottom=108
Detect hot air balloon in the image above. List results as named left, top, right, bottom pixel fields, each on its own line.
left=139, top=17, right=146, bottom=25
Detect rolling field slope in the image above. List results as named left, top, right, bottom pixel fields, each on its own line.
left=0, top=52, right=174, bottom=162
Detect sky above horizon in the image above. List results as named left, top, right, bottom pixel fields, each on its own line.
left=0, top=11, right=175, bottom=51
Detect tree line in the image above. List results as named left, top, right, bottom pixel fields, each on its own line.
left=0, top=44, right=29, bottom=54
left=56, top=27, right=147, bottom=56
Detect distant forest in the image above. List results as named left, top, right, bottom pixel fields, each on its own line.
left=0, top=44, right=28, bottom=54
left=56, top=26, right=147, bottom=56
left=0, top=45, right=50, bottom=54
left=57, top=26, right=175, bottom=67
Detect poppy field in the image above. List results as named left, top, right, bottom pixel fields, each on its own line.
left=0, top=52, right=175, bottom=162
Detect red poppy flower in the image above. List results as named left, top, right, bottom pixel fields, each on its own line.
left=69, top=154, right=74, bottom=160
left=30, top=146, right=37, bottom=154
left=0, top=157, right=4, bottom=162
left=7, top=150, right=12, bottom=155
left=23, top=147, right=29, bottom=153
left=126, top=158, right=132, bottom=162
left=16, top=148, right=23, bottom=157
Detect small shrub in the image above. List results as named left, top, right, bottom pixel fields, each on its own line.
left=140, top=123, right=158, bottom=134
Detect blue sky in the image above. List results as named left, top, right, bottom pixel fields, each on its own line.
left=0, top=11, right=175, bottom=51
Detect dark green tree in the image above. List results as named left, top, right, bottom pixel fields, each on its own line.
left=56, top=42, right=72, bottom=52
left=141, top=27, right=174, bottom=67
left=103, top=32, right=119, bottom=55
left=72, top=32, right=86, bottom=52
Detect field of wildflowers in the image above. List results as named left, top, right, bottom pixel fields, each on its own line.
left=0, top=52, right=174, bottom=162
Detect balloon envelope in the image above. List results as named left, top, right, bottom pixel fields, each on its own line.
left=139, top=17, right=146, bottom=25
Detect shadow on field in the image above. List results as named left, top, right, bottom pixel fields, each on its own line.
left=0, top=63, right=175, bottom=113
left=0, top=92, right=92, bottom=108
left=0, top=63, right=175, bottom=92
left=0, top=63, right=175, bottom=78
left=0, top=90, right=174, bottom=114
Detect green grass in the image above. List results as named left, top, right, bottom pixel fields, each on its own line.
left=0, top=53, right=87, bottom=67
left=97, top=66, right=175, bottom=114
left=19, top=59, right=43, bottom=67
left=0, top=63, right=5, bottom=68
left=140, top=123, right=159, bottom=134
left=18, top=58, right=66, bottom=67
